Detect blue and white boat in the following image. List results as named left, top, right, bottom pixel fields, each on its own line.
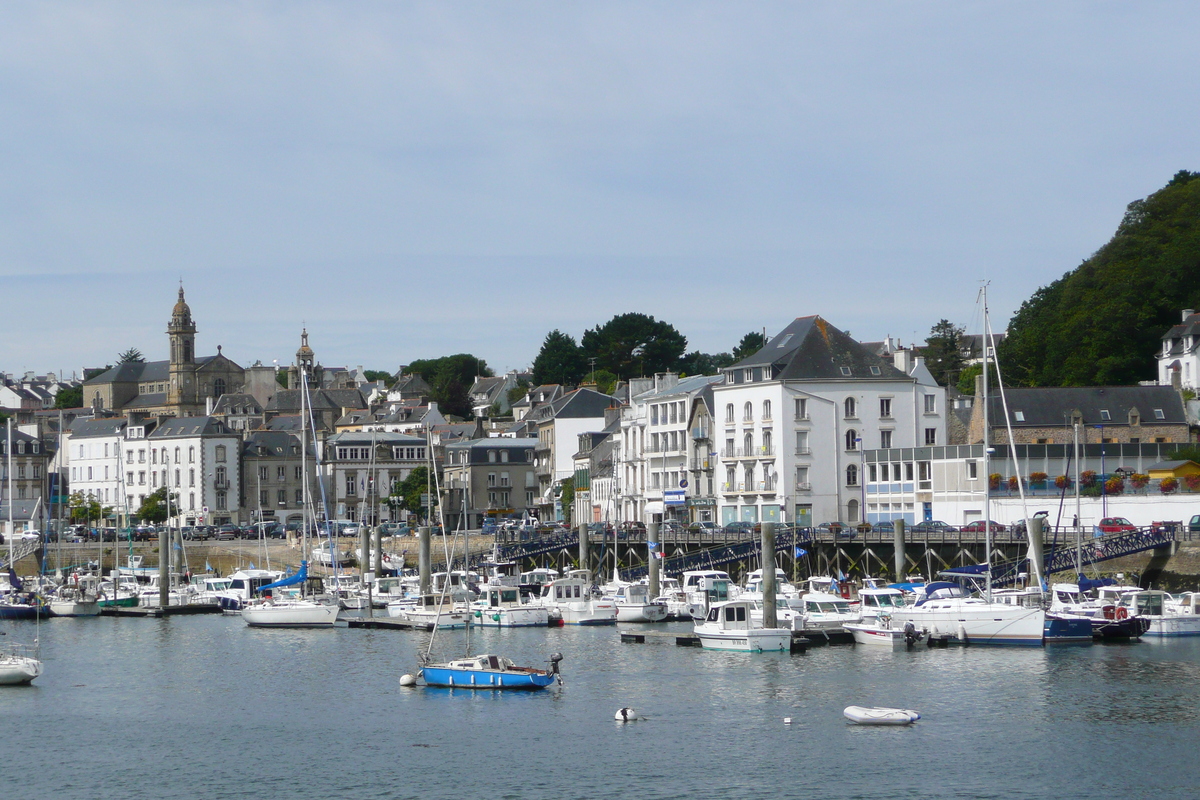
left=420, top=653, right=562, bottom=690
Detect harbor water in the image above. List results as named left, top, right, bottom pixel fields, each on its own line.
left=4, top=615, right=1200, bottom=799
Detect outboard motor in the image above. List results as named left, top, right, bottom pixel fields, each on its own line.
left=548, top=652, right=564, bottom=685
left=904, top=621, right=921, bottom=647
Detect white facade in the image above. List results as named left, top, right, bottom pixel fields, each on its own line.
left=64, top=421, right=126, bottom=512
left=140, top=419, right=241, bottom=525
left=1158, top=308, right=1200, bottom=390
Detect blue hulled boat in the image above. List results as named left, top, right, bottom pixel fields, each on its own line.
left=421, top=653, right=562, bottom=690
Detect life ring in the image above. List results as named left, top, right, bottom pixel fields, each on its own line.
left=1115, top=607, right=1128, bottom=621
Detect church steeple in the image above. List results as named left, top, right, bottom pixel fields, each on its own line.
left=288, top=328, right=322, bottom=389
left=167, top=285, right=198, bottom=412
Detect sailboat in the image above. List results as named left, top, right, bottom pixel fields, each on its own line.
left=890, top=286, right=1045, bottom=646
left=1, top=419, right=43, bottom=684
left=408, top=428, right=563, bottom=690
left=242, top=364, right=339, bottom=628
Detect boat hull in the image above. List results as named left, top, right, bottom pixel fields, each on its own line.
left=891, top=603, right=1045, bottom=646
left=844, top=621, right=919, bottom=649
left=694, top=628, right=792, bottom=652
left=615, top=603, right=668, bottom=623
left=0, top=603, right=51, bottom=620
left=49, top=600, right=101, bottom=617
left=243, top=602, right=339, bottom=627
left=844, top=706, right=920, bottom=725
left=473, top=606, right=548, bottom=627
left=557, top=601, right=617, bottom=625
left=1044, top=614, right=1093, bottom=643
left=1144, top=615, right=1200, bottom=637
left=420, top=666, right=556, bottom=689
left=0, top=657, right=41, bottom=685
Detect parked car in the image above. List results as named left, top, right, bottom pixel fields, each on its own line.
left=873, top=521, right=894, bottom=533
left=960, top=520, right=1006, bottom=533
left=1096, top=517, right=1137, bottom=534
left=687, top=521, right=718, bottom=533
left=1190, top=514, right=1200, bottom=535
left=723, top=521, right=755, bottom=536
left=910, top=520, right=957, bottom=534
left=215, top=524, right=239, bottom=541
left=1011, top=510, right=1050, bottom=535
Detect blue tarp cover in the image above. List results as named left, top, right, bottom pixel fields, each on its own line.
left=255, top=561, right=308, bottom=593
left=1077, top=575, right=1115, bottom=593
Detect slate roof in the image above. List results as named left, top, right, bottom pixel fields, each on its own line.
left=125, top=392, right=167, bottom=409
left=265, top=388, right=366, bottom=413
left=68, top=418, right=128, bottom=438
left=729, top=316, right=910, bottom=382
left=533, top=387, right=615, bottom=422
left=445, top=437, right=538, bottom=452
left=265, top=415, right=304, bottom=432
left=147, top=416, right=232, bottom=438
left=84, top=356, right=218, bottom=385
left=987, top=386, right=1187, bottom=427
left=242, top=431, right=311, bottom=458
left=213, top=394, right=262, bottom=414
left=635, top=374, right=724, bottom=401
left=1161, top=311, right=1200, bottom=357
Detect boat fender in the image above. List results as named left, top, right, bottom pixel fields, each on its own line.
left=399, top=674, right=417, bottom=687
left=956, top=623, right=967, bottom=643
left=1115, top=607, right=1128, bottom=621
left=615, top=707, right=638, bottom=722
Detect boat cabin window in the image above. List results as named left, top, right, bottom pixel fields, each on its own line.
left=724, top=605, right=747, bottom=622
left=501, top=590, right=518, bottom=604
left=707, top=608, right=720, bottom=622
left=1134, top=594, right=1163, bottom=615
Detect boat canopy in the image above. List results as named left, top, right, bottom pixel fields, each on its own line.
left=939, top=564, right=989, bottom=576
left=915, top=581, right=963, bottom=605
left=255, top=561, right=309, bottom=593
left=1077, top=576, right=1115, bottom=593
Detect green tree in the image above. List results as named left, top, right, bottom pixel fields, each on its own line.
left=580, top=313, right=687, bottom=377
left=406, top=354, right=493, bottom=418
left=276, top=370, right=289, bottom=387
left=956, top=363, right=999, bottom=395
left=532, top=329, right=586, bottom=386
left=118, top=348, right=145, bottom=363
left=388, top=466, right=432, bottom=517
left=1000, top=170, right=1200, bottom=386
left=55, top=385, right=83, bottom=409
left=362, top=369, right=394, bottom=384
left=84, top=367, right=111, bottom=380
left=678, top=351, right=732, bottom=376
left=731, top=331, right=766, bottom=361
left=589, top=369, right=618, bottom=395
left=1167, top=446, right=1200, bottom=464
left=506, top=379, right=531, bottom=404
left=923, top=320, right=966, bottom=387
left=69, top=491, right=102, bottom=524
left=559, top=476, right=574, bottom=526
left=136, top=487, right=177, bottom=524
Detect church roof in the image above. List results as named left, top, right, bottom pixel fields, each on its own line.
left=84, top=356, right=218, bottom=386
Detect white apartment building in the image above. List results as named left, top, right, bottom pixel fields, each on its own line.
left=64, top=418, right=128, bottom=511
left=139, top=416, right=242, bottom=526
left=712, top=316, right=946, bottom=528
left=618, top=373, right=724, bottom=525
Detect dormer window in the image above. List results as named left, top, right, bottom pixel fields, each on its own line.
left=1154, top=408, right=1165, bottom=420
left=869, top=366, right=881, bottom=376
left=840, top=366, right=852, bottom=377
left=1100, top=409, right=1111, bottom=421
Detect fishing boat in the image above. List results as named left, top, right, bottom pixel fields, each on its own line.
left=856, top=580, right=909, bottom=621
left=533, top=571, right=616, bottom=625
left=682, top=570, right=739, bottom=620
left=1120, top=589, right=1200, bottom=637
left=419, top=653, right=563, bottom=690
left=693, top=598, right=792, bottom=652
left=607, top=582, right=667, bottom=623
left=471, top=586, right=548, bottom=628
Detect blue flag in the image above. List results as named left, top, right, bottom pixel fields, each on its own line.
left=794, top=547, right=807, bottom=558
left=248, top=562, right=255, bottom=570
left=205, top=560, right=213, bottom=572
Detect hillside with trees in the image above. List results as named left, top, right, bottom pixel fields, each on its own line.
left=999, top=171, right=1200, bottom=386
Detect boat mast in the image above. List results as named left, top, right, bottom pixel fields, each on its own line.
left=6, top=418, right=13, bottom=578
left=980, top=285, right=992, bottom=603
left=300, top=362, right=309, bottom=596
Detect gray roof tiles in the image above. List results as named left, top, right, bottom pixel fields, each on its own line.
left=988, top=386, right=1187, bottom=427
left=729, top=316, right=909, bottom=382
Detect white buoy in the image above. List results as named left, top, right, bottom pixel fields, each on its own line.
left=399, top=674, right=417, bottom=687
left=783, top=717, right=793, bottom=725
left=615, top=707, right=638, bottom=722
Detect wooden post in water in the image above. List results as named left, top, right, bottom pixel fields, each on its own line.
left=359, top=526, right=370, bottom=583
left=1028, top=516, right=1045, bottom=591
left=373, top=523, right=383, bottom=577
left=894, top=519, right=906, bottom=581
left=158, top=529, right=169, bottom=608
left=418, top=525, right=431, bottom=595
left=762, top=521, right=777, bottom=629
left=578, top=523, right=589, bottom=576
left=647, top=522, right=660, bottom=599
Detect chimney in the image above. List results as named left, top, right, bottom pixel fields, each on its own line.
left=975, top=372, right=985, bottom=398
left=893, top=349, right=914, bottom=374
left=206, top=396, right=215, bottom=416
left=1185, top=309, right=1196, bottom=322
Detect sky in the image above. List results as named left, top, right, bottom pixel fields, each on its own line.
left=3, top=2, right=1199, bottom=380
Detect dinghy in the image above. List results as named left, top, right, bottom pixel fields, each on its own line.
left=843, top=706, right=920, bottom=725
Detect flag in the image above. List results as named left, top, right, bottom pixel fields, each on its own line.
left=794, top=547, right=807, bottom=558
left=829, top=578, right=839, bottom=594
left=653, top=551, right=663, bottom=560
left=248, top=562, right=255, bottom=570
left=205, top=560, right=213, bottom=572
left=647, top=541, right=658, bottom=549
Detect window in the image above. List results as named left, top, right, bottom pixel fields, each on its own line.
left=151, top=449, right=157, bottom=465
left=846, top=464, right=858, bottom=486
left=846, top=429, right=859, bottom=451
left=743, top=402, right=753, bottom=422
left=762, top=430, right=772, bottom=455
left=869, top=464, right=878, bottom=482
left=189, top=469, right=195, bottom=487
left=346, top=475, right=357, bottom=495
left=795, top=431, right=809, bottom=455
left=726, top=467, right=736, bottom=491
left=138, top=449, right=145, bottom=463
left=1154, top=408, right=1165, bottom=420
left=126, top=471, right=133, bottom=485
left=216, top=445, right=227, bottom=462
left=844, top=397, right=856, bottom=418
left=259, top=466, right=269, bottom=480
left=174, top=447, right=181, bottom=463
left=296, top=489, right=304, bottom=505
left=1099, top=409, right=1111, bottom=421
left=1014, top=411, right=1025, bottom=422
left=277, top=466, right=286, bottom=481
left=259, top=489, right=268, bottom=506
left=126, top=450, right=133, bottom=464
left=743, top=432, right=753, bottom=455
left=488, top=473, right=497, bottom=486
left=294, top=466, right=302, bottom=480
left=214, top=378, right=226, bottom=397
left=924, top=428, right=937, bottom=446
left=795, top=466, right=809, bottom=489
left=489, top=450, right=497, bottom=463
left=216, top=491, right=227, bottom=511
left=215, top=466, right=227, bottom=486
left=762, top=400, right=772, bottom=420
left=174, top=469, right=180, bottom=487
left=725, top=404, right=734, bottom=423
left=924, top=394, right=936, bottom=414
left=879, top=398, right=892, bottom=418
left=189, top=493, right=195, bottom=510
left=670, top=404, right=678, bottom=424
left=880, top=430, right=892, bottom=449
left=651, top=406, right=659, bottom=425
left=500, top=472, right=510, bottom=486
left=277, top=489, right=286, bottom=506
left=189, top=446, right=195, bottom=463
left=967, top=460, right=978, bottom=479
left=794, top=398, right=808, bottom=420
left=744, top=464, right=755, bottom=490
left=500, top=450, right=509, bottom=463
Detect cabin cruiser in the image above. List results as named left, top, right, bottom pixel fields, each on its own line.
left=748, top=596, right=803, bottom=629
left=889, top=581, right=1045, bottom=646
left=651, top=576, right=690, bottom=620
left=214, top=568, right=285, bottom=613
left=1049, top=582, right=1149, bottom=639
left=49, top=573, right=102, bottom=616
left=844, top=616, right=925, bottom=649
left=606, top=582, right=668, bottom=623
left=792, top=578, right=860, bottom=640
left=187, top=575, right=233, bottom=607
left=1120, top=590, right=1200, bottom=637
left=136, top=574, right=194, bottom=608
left=471, top=586, right=548, bottom=627
left=743, top=568, right=800, bottom=600
left=532, top=571, right=616, bottom=625
left=693, top=599, right=792, bottom=652
left=856, top=582, right=909, bottom=622
left=519, top=568, right=560, bottom=598
left=682, top=570, right=740, bottom=620
left=388, top=593, right=471, bottom=629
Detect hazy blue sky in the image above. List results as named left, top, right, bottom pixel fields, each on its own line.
left=3, top=3, right=1197, bottom=379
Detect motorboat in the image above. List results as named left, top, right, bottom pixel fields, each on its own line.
left=991, top=588, right=1091, bottom=644
left=0, top=641, right=42, bottom=685
left=743, top=568, right=800, bottom=599
left=889, top=582, right=1045, bottom=646
left=49, top=573, right=102, bottom=617
left=215, top=568, right=285, bottom=613
left=388, top=593, right=471, bottom=629
left=693, top=599, right=792, bottom=652
left=532, top=572, right=616, bottom=625
left=793, top=587, right=860, bottom=641
left=844, top=616, right=924, bottom=649
left=1049, top=582, right=1149, bottom=639
left=651, top=576, right=691, bottom=620
left=748, top=596, right=803, bottom=629
left=857, top=582, right=909, bottom=622
left=682, top=570, right=739, bottom=620
left=96, top=576, right=140, bottom=608
left=519, top=568, right=560, bottom=598
left=420, top=653, right=562, bottom=690
left=1120, top=589, right=1200, bottom=637
left=471, top=586, right=548, bottom=627
left=607, top=582, right=668, bottom=623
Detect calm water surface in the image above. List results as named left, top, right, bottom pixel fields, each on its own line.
left=4, top=615, right=1200, bottom=799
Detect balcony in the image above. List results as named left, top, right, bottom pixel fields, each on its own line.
left=795, top=482, right=812, bottom=492
left=720, top=446, right=776, bottom=459
left=691, top=427, right=710, bottom=440
left=794, top=447, right=812, bottom=456
left=690, top=457, right=715, bottom=471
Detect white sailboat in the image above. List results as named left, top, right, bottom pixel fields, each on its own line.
left=1, top=419, right=42, bottom=684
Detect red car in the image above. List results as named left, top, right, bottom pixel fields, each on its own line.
left=1097, top=517, right=1136, bottom=533
left=960, top=520, right=1006, bottom=533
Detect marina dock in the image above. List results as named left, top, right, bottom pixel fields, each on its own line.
left=100, top=604, right=223, bottom=618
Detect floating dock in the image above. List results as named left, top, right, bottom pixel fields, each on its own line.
left=100, top=604, right=223, bottom=618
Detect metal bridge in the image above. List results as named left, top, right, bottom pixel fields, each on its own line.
left=1, top=538, right=42, bottom=571
left=986, top=525, right=1179, bottom=586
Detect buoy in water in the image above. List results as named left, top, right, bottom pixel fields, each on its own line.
left=615, top=707, right=638, bottom=722
left=399, top=674, right=417, bottom=687
left=783, top=717, right=793, bottom=725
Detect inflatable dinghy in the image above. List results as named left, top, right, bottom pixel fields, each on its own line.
left=843, top=706, right=920, bottom=725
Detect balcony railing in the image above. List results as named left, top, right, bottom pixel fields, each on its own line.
left=720, top=446, right=776, bottom=459
left=794, top=447, right=811, bottom=456
left=795, top=482, right=812, bottom=491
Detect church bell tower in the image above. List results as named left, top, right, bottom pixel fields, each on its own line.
left=167, top=286, right=197, bottom=413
